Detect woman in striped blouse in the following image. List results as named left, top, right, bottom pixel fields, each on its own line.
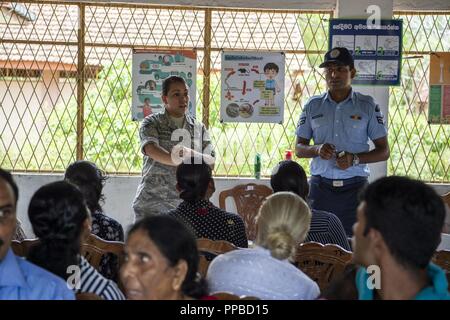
left=27, top=181, right=124, bottom=300
left=270, top=160, right=351, bottom=251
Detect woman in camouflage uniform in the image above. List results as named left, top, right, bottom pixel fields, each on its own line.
left=133, top=76, right=214, bottom=220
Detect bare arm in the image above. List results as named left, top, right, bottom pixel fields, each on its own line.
left=295, top=137, right=318, bottom=158
left=358, top=136, right=390, bottom=164
left=336, top=136, right=390, bottom=169
left=295, top=137, right=336, bottom=160
left=144, top=143, right=177, bottom=166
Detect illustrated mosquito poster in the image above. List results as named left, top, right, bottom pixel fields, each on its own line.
left=220, top=51, right=285, bottom=123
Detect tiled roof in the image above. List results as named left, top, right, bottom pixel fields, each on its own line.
left=0, top=3, right=321, bottom=71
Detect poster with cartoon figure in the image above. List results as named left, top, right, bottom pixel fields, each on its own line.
left=220, top=51, right=285, bottom=123
left=132, top=49, right=197, bottom=121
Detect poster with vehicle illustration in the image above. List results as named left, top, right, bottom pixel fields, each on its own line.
left=329, top=19, right=402, bottom=85
left=220, top=51, right=285, bottom=123
left=132, top=49, right=197, bottom=121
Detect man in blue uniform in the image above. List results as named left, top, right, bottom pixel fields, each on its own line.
left=0, top=168, right=74, bottom=300
left=295, top=47, right=390, bottom=236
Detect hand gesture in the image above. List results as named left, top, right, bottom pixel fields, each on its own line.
left=318, top=143, right=336, bottom=160
left=336, top=152, right=353, bottom=170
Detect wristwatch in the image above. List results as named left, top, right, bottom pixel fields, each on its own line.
left=352, top=153, right=360, bottom=166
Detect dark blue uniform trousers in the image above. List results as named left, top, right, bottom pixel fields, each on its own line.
left=309, top=175, right=368, bottom=237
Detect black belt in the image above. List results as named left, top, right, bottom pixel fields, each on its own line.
left=311, top=175, right=368, bottom=187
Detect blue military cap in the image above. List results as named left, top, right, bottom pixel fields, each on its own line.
left=319, top=47, right=354, bottom=68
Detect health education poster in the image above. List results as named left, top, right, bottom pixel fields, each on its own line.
left=329, top=19, right=402, bottom=86
left=220, top=51, right=285, bottom=123
left=131, top=49, right=197, bottom=121
left=428, top=52, right=450, bottom=124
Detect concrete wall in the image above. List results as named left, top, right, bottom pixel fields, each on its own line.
left=12, top=173, right=450, bottom=239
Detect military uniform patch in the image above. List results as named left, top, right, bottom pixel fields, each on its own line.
left=299, top=117, right=306, bottom=125
left=330, top=49, right=340, bottom=58
left=376, top=116, right=384, bottom=124
left=312, top=114, right=324, bottom=120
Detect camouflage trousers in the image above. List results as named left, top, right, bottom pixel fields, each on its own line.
left=132, top=198, right=181, bottom=222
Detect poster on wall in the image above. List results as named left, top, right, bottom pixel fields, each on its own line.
left=428, top=52, right=450, bottom=124
left=131, top=49, right=197, bottom=121
left=220, top=51, right=285, bottom=123
left=329, top=19, right=402, bottom=86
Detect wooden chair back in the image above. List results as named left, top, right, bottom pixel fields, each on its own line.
left=12, top=234, right=124, bottom=274
left=294, top=242, right=353, bottom=292
left=196, top=238, right=238, bottom=277
left=80, top=234, right=125, bottom=271
left=11, top=238, right=39, bottom=257
left=432, top=250, right=450, bottom=273
left=218, top=183, right=273, bottom=241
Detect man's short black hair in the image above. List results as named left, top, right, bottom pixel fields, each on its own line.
left=0, top=168, right=18, bottom=205
left=359, top=176, right=445, bottom=270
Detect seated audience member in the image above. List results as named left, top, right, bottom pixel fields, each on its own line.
left=121, top=215, right=211, bottom=300
left=271, top=160, right=350, bottom=250
left=207, top=192, right=320, bottom=300
left=168, top=158, right=248, bottom=248
left=352, top=176, right=450, bottom=300
left=27, top=181, right=125, bottom=300
left=64, top=160, right=124, bottom=281
left=0, top=168, right=74, bottom=300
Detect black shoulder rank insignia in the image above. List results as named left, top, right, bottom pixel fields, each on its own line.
left=376, top=116, right=384, bottom=124
left=299, top=117, right=306, bottom=125
left=375, top=105, right=380, bottom=112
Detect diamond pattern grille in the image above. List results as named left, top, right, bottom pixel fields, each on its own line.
left=0, top=3, right=448, bottom=182
left=389, top=12, right=450, bottom=182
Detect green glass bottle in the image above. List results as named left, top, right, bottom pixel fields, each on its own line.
left=254, top=153, right=261, bottom=179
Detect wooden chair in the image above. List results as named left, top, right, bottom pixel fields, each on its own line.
left=218, top=183, right=273, bottom=241
left=12, top=234, right=125, bottom=274
left=432, top=250, right=450, bottom=273
left=80, top=234, right=125, bottom=271
left=11, top=238, right=39, bottom=257
left=293, top=242, right=353, bottom=292
left=212, top=292, right=259, bottom=300
left=196, top=238, right=238, bottom=277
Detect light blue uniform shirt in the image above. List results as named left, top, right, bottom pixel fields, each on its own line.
left=0, top=248, right=75, bottom=300
left=296, top=89, right=387, bottom=179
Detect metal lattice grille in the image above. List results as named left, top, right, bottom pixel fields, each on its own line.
left=208, top=10, right=331, bottom=176
left=0, top=2, right=448, bottom=182
left=389, top=12, right=450, bottom=182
